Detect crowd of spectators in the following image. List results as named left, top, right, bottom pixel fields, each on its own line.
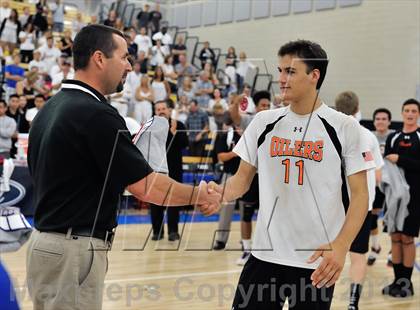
left=0, top=1, right=276, bottom=162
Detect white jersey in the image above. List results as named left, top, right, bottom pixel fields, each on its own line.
left=360, top=126, right=384, bottom=210
left=233, top=103, right=375, bottom=269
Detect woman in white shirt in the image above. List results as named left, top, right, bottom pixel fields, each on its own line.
left=177, top=76, right=194, bottom=102
left=162, top=55, right=178, bottom=93
left=134, top=75, right=154, bottom=124
left=19, top=23, right=35, bottom=63
left=236, top=51, right=256, bottom=91
left=151, top=66, right=170, bottom=103
left=208, top=88, right=228, bottom=113
left=0, top=9, right=20, bottom=53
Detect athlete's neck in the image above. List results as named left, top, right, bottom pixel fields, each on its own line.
left=74, top=71, right=107, bottom=96
left=290, top=96, right=322, bottom=115
left=376, top=129, right=389, bottom=136
left=402, top=124, right=419, bottom=133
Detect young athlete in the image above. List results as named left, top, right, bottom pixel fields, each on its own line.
left=382, top=98, right=420, bottom=297
left=335, top=91, right=384, bottom=310
left=208, top=40, right=374, bottom=309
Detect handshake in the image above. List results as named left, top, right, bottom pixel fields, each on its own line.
left=195, top=181, right=225, bottom=216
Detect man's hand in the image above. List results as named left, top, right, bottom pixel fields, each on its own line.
left=196, top=181, right=221, bottom=216
left=385, top=154, right=399, bottom=164
left=307, top=241, right=349, bottom=288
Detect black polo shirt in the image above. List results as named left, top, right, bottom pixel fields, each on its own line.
left=28, top=80, right=153, bottom=231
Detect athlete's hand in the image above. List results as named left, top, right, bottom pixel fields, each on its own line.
left=385, top=154, right=399, bottom=164
left=307, top=241, right=349, bottom=288
left=196, top=181, right=221, bottom=216
left=207, top=181, right=228, bottom=203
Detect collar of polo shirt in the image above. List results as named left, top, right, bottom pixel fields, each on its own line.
left=61, top=80, right=108, bottom=103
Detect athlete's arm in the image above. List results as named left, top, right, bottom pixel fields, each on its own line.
left=208, top=159, right=256, bottom=202
left=308, top=169, right=368, bottom=288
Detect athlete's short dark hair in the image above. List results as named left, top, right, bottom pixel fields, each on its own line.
left=73, top=24, right=125, bottom=70
left=373, top=108, right=392, bottom=121
left=402, top=98, right=420, bottom=111
left=35, top=94, right=45, bottom=100
left=335, top=91, right=359, bottom=116
left=252, top=90, right=271, bottom=106
left=0, top=100, right=7, bottom=108
left=8, top=94, right=19, bottom=101
left=278, top=40, right=328, bottom=90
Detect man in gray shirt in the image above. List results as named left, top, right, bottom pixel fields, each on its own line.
left=0, top=99, right=17, bottom=159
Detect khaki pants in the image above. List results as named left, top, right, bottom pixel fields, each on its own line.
left=26, top=230, right=109, bottom=310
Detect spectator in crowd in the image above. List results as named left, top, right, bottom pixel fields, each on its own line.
left=186, top=99, right=209, bottom=156
left=134, top=75, right=154, bottom=124
left=26, top=94, right=45, bottom=124
left=137, top=50, right=149, bottom=74
left=162, top=55, right=178, bottom=93
left=5, top=53, right=25, bottom=100
left=175, top=54, right=195, bottom=89
left=108, top=83, right=130, bottom=117
left=126, top=59, right=142, bottom=100
left=151, top=100, right=189, bottom=241
left=0, top=1, right=11, bottom=24
left=368, top=108, right=394, bottom=266
left=114, top=17, right=125, bottom=32
left=236, top=51, right=256, bottom=91
left=135, top=26, right=152, bottom=57
left=7, top=94, right=29, bottom=135
left=382, top=99, right=420, bottom=298
left=104, top=10, right=117, bottom=28
left=71, top=12, right=86, bottom=39
left=19, top=6, right=32, bottom=28
left=16, top=71, right=46, bottom=109
left=208, top=88, right=228, bottom=113
left=19, top=22, right=35, bottom=63
left=152, top=66, right=170, bottom=102
left=203, top=62, right=218, bottom=86
left=226, top=46, right=237, bottom=67
left=150, top=39, right=169, bottom=68
left=49, top=0, right=65, bottom=33
left=152, top=26, right=172, bottom=46
left=199, top=41, right=215, bottom=69
left=89, top=14, right=98, bottom=25
left=60, top=29, right=73, bottom=57
left=0, top=99, right=16, bottom=159
left=0, top=8, right=21, bottom=54
left=29, top=49, right=47, bottom=74
left=223, top=58, right=237, bottom=96
left=194, top=71, right=214, bottom=110
left=230, top=91, right=270, bottom=130
left=39, top=36, right=61, bottom=74
left=32, top=3, right=48, bottom=38
left=50, top=53, right=73, bottom=77
left=172, top=36, right=186, bottom=65
left=136, top=4, right=151, bottom=30
left=174, top=95, right=189, bottom=124
left=126, top=28, right=138, bottom=58
left=211, top=102, right=226, bottom=131
left=37, top=29, right=52, bottom=48
left=177, top=76, right=194, bottom=102
left=51, top=60, right=74, bottom=95
left=240, top=83, right=256, bottom=114
left=149, top=3, right=162, bottom=36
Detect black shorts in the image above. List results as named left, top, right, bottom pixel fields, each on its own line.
left=239, top=201, right=259, bottom=222
left=240, top=175, right=259, bottom=203
left=370, top=213, right=378, bottom=230
left=350, top=211, right=372, bottom=254
left=232, top=255, right=334, bottom=310
left=372, top=186, right=385, bottom=209
left=383, top=197, right=420, bottom=237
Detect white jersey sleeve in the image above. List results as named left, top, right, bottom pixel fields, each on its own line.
left=342, top=118, right=376, bottom=176
left=233, top=113, right=260, bottom=168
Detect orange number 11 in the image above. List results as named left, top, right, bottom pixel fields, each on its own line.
left=281, top=159, right=304, bottom=185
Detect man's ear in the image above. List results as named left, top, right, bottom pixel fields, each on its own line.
left=91, top=51, right=106, bottom=70
left=311, top=68, right=320, bottom=87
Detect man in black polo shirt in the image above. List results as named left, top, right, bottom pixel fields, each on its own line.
left=26, top=24, right=221, bottom=310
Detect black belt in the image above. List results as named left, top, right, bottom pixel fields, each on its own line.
left=44, top=227, right=115, bottom=244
